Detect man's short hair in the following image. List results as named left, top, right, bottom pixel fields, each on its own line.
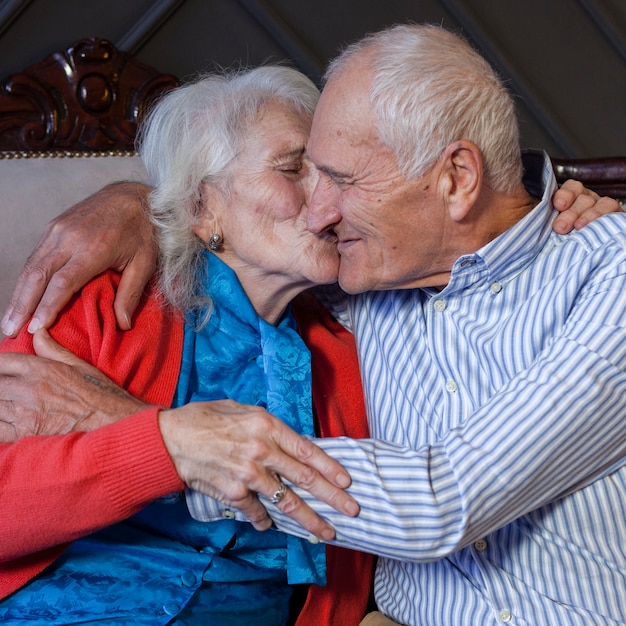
left=325, top=24, right=523, bottom=193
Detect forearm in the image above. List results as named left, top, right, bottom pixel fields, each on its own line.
left=271, top=333, right=626, bottom=561
left=0, top=407, right=183, bottom=560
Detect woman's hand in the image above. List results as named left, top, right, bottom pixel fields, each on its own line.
left=552, top=179, right=622, bottom=233
left=159, top=401, right=359, bottom=541
left=1, top=181, right=156, bottom=337
left=0, top=329, right=148, bottom=441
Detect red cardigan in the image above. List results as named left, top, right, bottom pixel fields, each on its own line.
left=0, top=272, right=373, bottom=625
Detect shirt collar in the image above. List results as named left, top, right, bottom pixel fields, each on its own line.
left=447, top=150, right=557, bottom=288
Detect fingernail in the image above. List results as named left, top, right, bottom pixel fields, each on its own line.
left=345, top=500, right=360, bottom=516
left=336, top=472, right=351, bottom=488
left=27, top=317, right=41, bottom=334
left=321, top=526, right=336, bottom=542
left=1, top=316, right=15, bottom=336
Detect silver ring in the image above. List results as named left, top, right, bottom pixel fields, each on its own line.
left=270, top=475, right=287, bottom=504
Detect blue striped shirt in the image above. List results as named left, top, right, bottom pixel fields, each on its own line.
left=271, top=152, right=626, bottom=625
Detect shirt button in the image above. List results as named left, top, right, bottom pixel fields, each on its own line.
left=163, top=602, right=180, bottom=616
left=498, top=609, right=513, bottom=622
left=445, top=380, right=458, bottom=393
left=474, top=539, right=488, bottom=551
left=307, top=534, right=320, bottom=544
left=433, top=299, right=446, bottom=312
left=490, top=281, right=503, bottom=294
left=181, top=571, right=197, bottom=587
left=222, top=509, right=236, bottom=519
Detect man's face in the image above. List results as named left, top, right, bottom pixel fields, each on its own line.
left=306, top=61, right=450, bottom=294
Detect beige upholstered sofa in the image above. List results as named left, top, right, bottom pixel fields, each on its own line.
left=0, top=152, right=147, bottom=313
left=0, top=37, right=176, bottom=316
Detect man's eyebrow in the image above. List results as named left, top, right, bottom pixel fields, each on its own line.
left=313, top=163, right=352, bottom=180
left=303, top=150, right=352, bottom=180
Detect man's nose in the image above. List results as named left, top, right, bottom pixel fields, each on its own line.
left=307, top=176, right=341, bottom=234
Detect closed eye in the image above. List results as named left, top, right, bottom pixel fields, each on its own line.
left=279, top=161, right=304, bottom=177
left=320, top=168, right=354, bottom=187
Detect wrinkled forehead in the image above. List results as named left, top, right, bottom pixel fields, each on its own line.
left=308, top=68, right=379, bottom=166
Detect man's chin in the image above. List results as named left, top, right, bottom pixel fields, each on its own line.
left=337, top=272, right=370, bottom=295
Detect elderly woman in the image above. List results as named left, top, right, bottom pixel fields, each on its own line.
left=0, top=66, right=371, bottom=625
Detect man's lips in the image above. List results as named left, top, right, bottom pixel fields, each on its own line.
left=337, top=238, right=358, bottom=254
left=322, top=228, right=358, bottom=254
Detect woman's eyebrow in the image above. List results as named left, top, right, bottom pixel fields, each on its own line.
left=274, top=146, right=306, bottom=162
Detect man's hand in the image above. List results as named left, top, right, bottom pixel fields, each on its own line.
left=159, top=401, right=359, bottom=541
left=552, top=179, right=622, bottom=234
left=1, top=181, right=156, bottom=337
left=0, top=329, right=148, bottom=441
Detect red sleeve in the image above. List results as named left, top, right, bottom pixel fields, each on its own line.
left=1, top=270, right=184, bottom=406
left=0, top=408, right=184, bottom=561
left=0, top=271, right=185, bottom=561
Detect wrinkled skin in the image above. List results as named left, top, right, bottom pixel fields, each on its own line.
left=1, top=179, right=620, bottom=337
left=0, top=328, right=358, bottom=538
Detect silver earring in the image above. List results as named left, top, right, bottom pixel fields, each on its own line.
left=208, top=233, right=223, bottom=251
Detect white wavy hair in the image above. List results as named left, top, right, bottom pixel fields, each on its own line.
left=136, top=66, right=320, bottom=314
left=325, top=24, right=523, bottom=192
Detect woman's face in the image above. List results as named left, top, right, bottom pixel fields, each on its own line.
left=198, top=100, right=339, bottom=318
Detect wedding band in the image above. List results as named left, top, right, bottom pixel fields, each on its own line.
left=270, top=475, right=287, bottom=504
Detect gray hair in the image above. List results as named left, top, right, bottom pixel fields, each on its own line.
left=325, top=24, right=523, bottom=192
left=136, top=66, right=319, bottom=314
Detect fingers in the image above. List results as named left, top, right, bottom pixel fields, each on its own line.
left=1, top=225, right=109, bottom=337
left=1, top=246, right=72, bottom=337
left=552, top=179, right=590, bottom=211
left=552, top=179, right=622, bottom=234
left=234, top=412, right=358, bottom=520
left=113, top=255, right=157, bottom=330
left=260, top=477, right=338, bottom=540
left=1, top=181, right=155, bottom=337
left=31, top=328, right=81, bottom=365
left=158, top=401, right=359, bottom=541
left=218, top=465, right=340, bottom=540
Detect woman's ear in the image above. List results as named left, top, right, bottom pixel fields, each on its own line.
left=439, top=140, right=483, bottom=222
left=193, top=182, right=223, bottom=243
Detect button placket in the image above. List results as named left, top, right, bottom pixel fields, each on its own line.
left=433, top=299, right=447, bottom=312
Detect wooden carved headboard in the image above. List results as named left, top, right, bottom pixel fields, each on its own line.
left=0, top=36, right=178, bottom=153
left=0, top=37, right=179, bottom=313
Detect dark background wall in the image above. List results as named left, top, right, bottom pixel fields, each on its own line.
left=0, top=0, right=624, bottom=158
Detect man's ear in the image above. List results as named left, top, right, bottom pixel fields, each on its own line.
left=193, top=182, right=223, bottom=243
left=439, top=140, right=483, bottom=222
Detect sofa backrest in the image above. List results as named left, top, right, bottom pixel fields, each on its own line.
left=0, top=153, right=147, bottom=314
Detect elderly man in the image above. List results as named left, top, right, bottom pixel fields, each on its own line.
left=269, top=24, right=626, bottom=624
left=2, top=24, right=625, bottom=625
